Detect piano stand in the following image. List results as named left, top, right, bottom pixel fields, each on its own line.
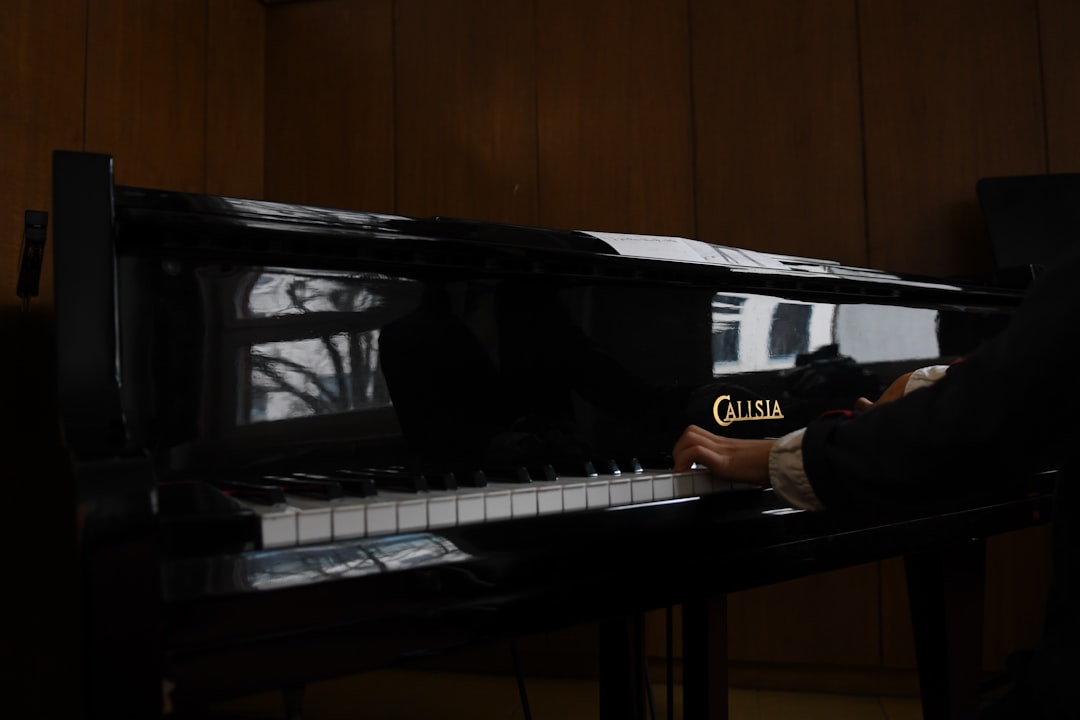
left=905, top=539, right=988, bottom=720
left=605, top=539, right=988, bottom=720
left=598, top=614, right=647, bottom=720
left=283, top=686, right=305, bottom=720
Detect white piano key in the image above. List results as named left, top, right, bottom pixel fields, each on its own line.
left=509, top=486, right=538, bottom=518
left=331, top=499, right=368, bottom=540
left=652, top=473, right=674, bottom=500
left=395, top=496, right=428, bottom=532
left=284, top=496, right=334, bottom=544
left=365, top=499, right=398, bottom=537
left=672, top=472, right=697, bottom=498
left=484, top=488, right=513, bottom=521
left=608, top=477, right=632, bottom=506
left=585, top=479, right=610, bottom=509
left=559, top=480, right=588, bottom=512
left=692, top=470, right=718, bottom=496
left=455, top=491, right=486, bottom=525
left=630, top=474, right=654, bottom=504
left=536, top=483, right=564, bottom=515
left=234, top=500, right=298, bottom=549
left=427, top=492, right=458, bottom=529
left=284, top=495, right=367, bottom=542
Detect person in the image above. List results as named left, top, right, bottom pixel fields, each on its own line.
left=672, top=241, right=1080, bottom=718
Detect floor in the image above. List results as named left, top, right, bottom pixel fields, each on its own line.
left=208, top=669, right=926, bottom=720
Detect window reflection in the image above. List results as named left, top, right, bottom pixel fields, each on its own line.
left=710, top=293, right=944, bottom=374
left=768, top=303, right=813, bottom=359
left=711, top=295, right=745, bottom=364
left=227, top=269, right=419, bottom=426
left=245, top=271, right=386, bottom=317
left=247, top=331, right=390, bottom=424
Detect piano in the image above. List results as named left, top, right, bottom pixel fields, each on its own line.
left=51, top=150, right=1052, bottom=719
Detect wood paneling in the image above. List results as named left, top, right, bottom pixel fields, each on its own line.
left=264, top=0, right=394, bottom=212
left=982, top=526, right=1053, bottom=671
left=535, top=0, right=694, bottom=235
left=727, top=564, right=882, bottom=667
left=880, top=557, right=916, bottom=669
left=85, top=0, right=208, bottom=192
left=207, top=0, right=266, bottom=199
left=0, top=0, right=87, bottom=311
left=1039, top=0, right=1080, bottom=171
left=690, top=0, right=865, bottom=265
left=395, top=0, right=537, bottom=224
left=859, top=0, right=1045, bottom=276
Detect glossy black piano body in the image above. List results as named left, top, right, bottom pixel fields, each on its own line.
left=53, top=151, right=1049, bottom=718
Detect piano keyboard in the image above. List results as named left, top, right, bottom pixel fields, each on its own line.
left=219, top=468, right=757, bottom=549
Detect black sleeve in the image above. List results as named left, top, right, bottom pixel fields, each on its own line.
left=802, top=244, right=1080, bottom=513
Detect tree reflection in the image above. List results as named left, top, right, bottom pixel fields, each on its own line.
left=245, top=273, right=395, bottom=424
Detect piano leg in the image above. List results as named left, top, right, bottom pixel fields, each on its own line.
left=905, top=539, right=987, bottom=720
left=283, top=686, right=304, bottom=720
left=682, top=595, right=729, bottom=720
left=598, top=613, right=647, bottom=720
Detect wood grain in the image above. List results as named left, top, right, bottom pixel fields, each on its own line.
left=859, top=0, right=1045, bottom=276
left=207, top=0, right=266, bottom=199
left=1039, top=0, right=1080, bottom=171
left=690, top=0, right=866, bottom=265
left=395, top=0, right=538, bottom=224
left=85, top=0, right=208, bottom=192
left=0, top=0, right=86, bottom=311
left=264, top=0, right=394, bottom=212
left=727, top=565, right=882, bottom=667
left=535, top=0, right=695, bottom=236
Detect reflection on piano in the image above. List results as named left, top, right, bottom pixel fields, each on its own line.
left=53, top=151, right=1048, bottom=719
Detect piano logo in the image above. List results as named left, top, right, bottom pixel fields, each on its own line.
left=712, top=394, right=785, bottom=427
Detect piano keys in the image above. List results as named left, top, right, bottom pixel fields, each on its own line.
left=170, top=463, right=750, bottom=550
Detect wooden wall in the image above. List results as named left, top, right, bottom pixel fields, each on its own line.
left=3, top=0, right=1078, bottom=706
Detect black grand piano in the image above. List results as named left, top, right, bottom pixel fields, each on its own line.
left=50, top=150, right=1052, bottom=719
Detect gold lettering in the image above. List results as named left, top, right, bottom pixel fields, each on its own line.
left=711, top=394, right=786, bottom=427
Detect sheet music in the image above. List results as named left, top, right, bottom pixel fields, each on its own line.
left=583, top=231, right=789, bottom=269
left=581, top=230, right=959, bottom=290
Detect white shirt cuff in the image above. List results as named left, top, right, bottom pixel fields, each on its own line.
left=904, top=364, right=950, bottom=394
left=768, top=427, right=824, bottom=511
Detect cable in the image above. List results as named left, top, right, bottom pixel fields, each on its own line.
left=665, top=606, right=674, bottom=720
left=510, top=639, right=533, bottom=720
left=643, top=646, right=657, bottom=720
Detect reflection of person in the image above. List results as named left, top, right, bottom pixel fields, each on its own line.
left=673, top=241, right=1080, bottom=719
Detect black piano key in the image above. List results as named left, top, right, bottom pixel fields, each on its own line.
left=553, top=459, right=598, bottom=478
left=594, top=459, right=621, bottom=476
left=531, top=464, right=558, bottom=482
left=485, top=466, right=533, bottom=484
left=209, top=478, right=287, bottom=506
left=292, top=472, right=378, bottom=498
left=621, top=458, right=644, bottom=474
left=454, top=469, right=488, bottom=488
left=424, top=471, right=459, bottom=491
left=263, top=475, right=345, bottom=500
left=336, top=467, right=428, bottom=493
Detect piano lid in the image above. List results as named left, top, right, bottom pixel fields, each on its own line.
left=54, top=151, right=1024, bottom=480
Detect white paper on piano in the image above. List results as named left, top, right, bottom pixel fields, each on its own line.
left=581, top=230, right=962, bottom=290
left=583, top=231, right=788, bottom=269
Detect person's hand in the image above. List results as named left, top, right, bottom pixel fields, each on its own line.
left=672, top=424, right=774, bottom=486
left=854, top=371, right=913, bottom=412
